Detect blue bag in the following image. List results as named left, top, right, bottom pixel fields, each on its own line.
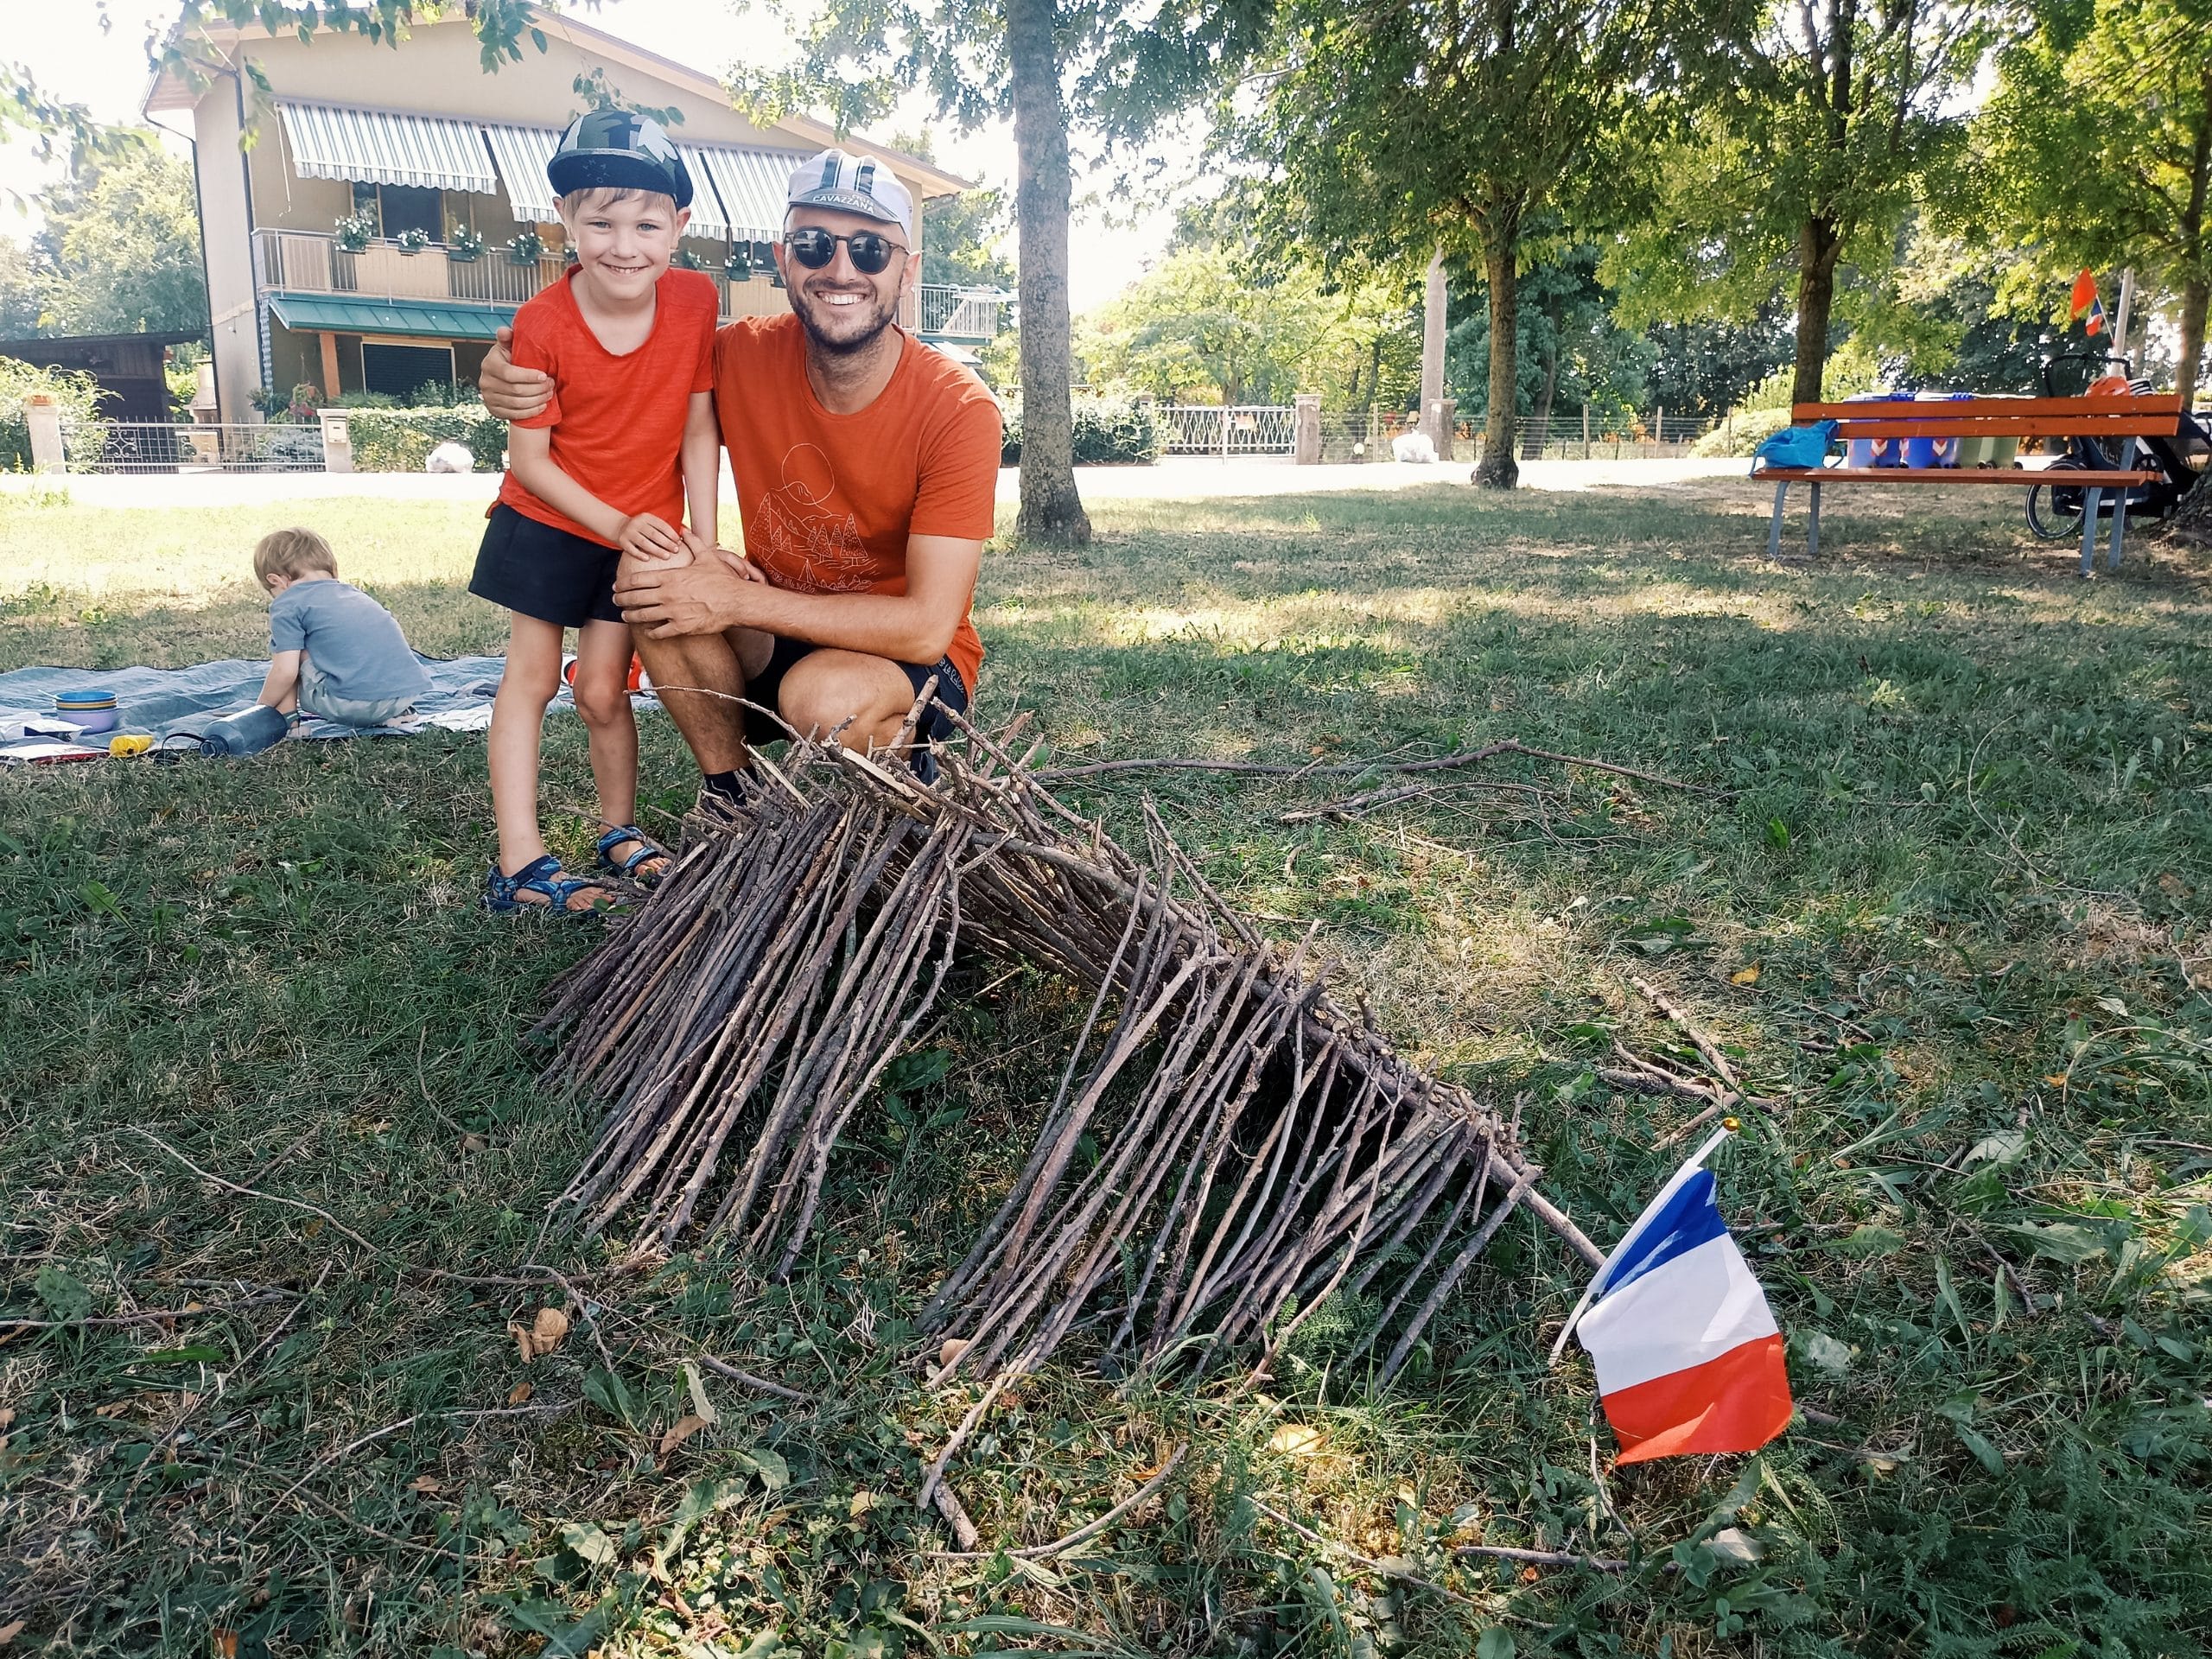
left=1751, top=419, right=1837, bottom=474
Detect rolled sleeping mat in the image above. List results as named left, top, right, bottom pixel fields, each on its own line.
left=200, top=703, right=290, bottom=757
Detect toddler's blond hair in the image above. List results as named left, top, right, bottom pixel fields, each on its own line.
left=253, top=527, right=340, bottom=588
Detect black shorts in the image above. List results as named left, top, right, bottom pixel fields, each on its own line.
left=742, top=632, right=969, bottom=752
left=467, top=503, right=625, bottom=628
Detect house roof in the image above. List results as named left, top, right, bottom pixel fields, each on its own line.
left=264, top=292, right=513, bottom=340
left=143, top=12, right=972, bottom=199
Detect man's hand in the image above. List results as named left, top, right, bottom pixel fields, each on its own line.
left=479, top=325, right=555, bottom=423
left=617, top=512, right=688, bottom=561
left=614, top=549, right=761, bottom=638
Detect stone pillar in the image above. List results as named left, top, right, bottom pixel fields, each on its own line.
left=1419, top=245, right=1446, bottom=446
left=1294, top=394, right=1322, bottom=464
left=1429, top=397, right=1456, bottom=461
left=318, top=408, right=354, bottom=474
left=24, top=393, right=65, bottom=474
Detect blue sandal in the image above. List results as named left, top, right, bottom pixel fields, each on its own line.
left=595, top=823, right=672, bottom=887
left=484, top=855, right=616, bottom=916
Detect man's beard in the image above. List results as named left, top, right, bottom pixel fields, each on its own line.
left=790, top=283, right=901, bottom=357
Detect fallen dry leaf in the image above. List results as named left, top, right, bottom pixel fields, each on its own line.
left=937, top=1338, right=969, bottom=1370
left=507, top=1381, right=534, bottom=1407
left=211, top=1631, right=238, bottom=1659
left=95, top=1401, right=132, bottom=1419
left=461, top=1134, right=487, bottom=1154
left=0, top=1619, right=22, bottom=1648
left=0, top=1408, right=13, bottom=1430
left=849, top=1489, right=880, bottom=1520
left=658, top=1414, right=709, bottom=1458
left=1520, top=1566, right=1541, bottom=1584
left=512, top=1306, right=572, bottom=1363
left=1268, top=1424, right=1328, bottom=1458
left=407, top=1475, right=442, bottom=1494
left=2042, top=1075, right=2069, bottom=1089
left=1730, top=963, right=1762, bottom=986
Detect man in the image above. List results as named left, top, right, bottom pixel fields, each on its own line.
left=479, top=149, right=1001, bottom=799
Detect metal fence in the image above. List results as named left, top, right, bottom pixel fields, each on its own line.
left=61, top=421, right=327, bottom=474
left=919, top=285, right=1012, bottom=340
left=1158, top=405, right=1300, bottom=455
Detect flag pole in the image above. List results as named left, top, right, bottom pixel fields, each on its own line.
left=1547, top=1121, right=1738, bottom=1364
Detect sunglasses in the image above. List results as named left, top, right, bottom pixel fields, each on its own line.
left=782, top=227, right=907, bottom=276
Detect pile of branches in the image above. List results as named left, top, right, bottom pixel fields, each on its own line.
left=538, top=709, right=1602, bottom=1389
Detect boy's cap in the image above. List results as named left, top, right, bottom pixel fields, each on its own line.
left=549, top=109, right=693, bottom=209
left=785, top=149, right=912, bottom=242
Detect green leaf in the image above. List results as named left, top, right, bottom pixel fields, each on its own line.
left=1794, top=1331, right=1852, bottom=1376
left=2002, top=1220, right=2111, bottom=1266
left=1948, top=1419, right=2005, bottom=1475
left=1477, top=1630, right=1517, bottom=1659
left=79, top=879, right=122, bottom=917
left=1763, top=816, right=1790, bottom=849
left=33, top=1265, right=92, bottom=1321
left=582, top=1366, right=637, bottom=1427
left=135, top=1344, right=225, bottom=1365
left=561, top=1520, right=619, bottom=1567
left=1961, top=1129, right=2027, bottom=1166
left=747, top=1444, right=791, bottom=1491
left=1829, top=1224, right=1904, bottom=1257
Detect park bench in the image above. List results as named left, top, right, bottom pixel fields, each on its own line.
left=1756, top=393, right=2184, bottom=572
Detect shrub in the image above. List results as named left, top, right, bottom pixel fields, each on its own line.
left=1001, top=397, right=1160, bottom=466
left=0, top=359, right=105, bottom=473
left=344, top=404, right=507, bottom=472
left=1689, top=407, right=1793, bottom=459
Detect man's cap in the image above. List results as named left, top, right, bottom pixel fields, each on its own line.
left=549, top=109, right=694, bottom=209
left=785, top=149, right=913, bottom=242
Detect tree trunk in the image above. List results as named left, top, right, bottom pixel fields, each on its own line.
left=1007, top=0, right=1090, bottom=543
left=1790, top=214, right=1842, bottom=407
left=2177, top=75, right=2210, bottom=409
left=1473, top=215, right=1520, bottom=489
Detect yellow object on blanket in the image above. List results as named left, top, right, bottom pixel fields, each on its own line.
left=108, top=734, right=152, bottom=756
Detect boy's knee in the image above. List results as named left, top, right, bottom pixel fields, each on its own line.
left=571, top=679, right=632, bottom=727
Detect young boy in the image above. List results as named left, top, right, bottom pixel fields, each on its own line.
left=467, top=108, right=722, bottom=916
left=253, top=527, right=429, bottom=728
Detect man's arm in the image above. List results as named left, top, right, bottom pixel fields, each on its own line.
left=614, top=532, right=982, bottom=663
left=478, top=325, right=555, bottom=423
left=256, top=649, right=302, bottom=709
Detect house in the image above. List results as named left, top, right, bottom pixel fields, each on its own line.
left=0, top=329, right=203, bottom=423
left=143, top=13, right=1000, bottom=424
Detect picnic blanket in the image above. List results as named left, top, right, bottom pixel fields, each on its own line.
left=0, top=655, right=648, bottom=763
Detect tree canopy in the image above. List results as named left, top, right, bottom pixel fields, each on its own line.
left=7, top=138, right=209, bottom=338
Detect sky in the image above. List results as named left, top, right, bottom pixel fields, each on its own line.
left=0, top=0, right=1189, bottom=312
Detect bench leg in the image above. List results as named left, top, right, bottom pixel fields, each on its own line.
left=2079, top=486, right=2102, bottom=576
left=1808, top=481, right=1822, bottom=557
left=2107, top=438, right=2136, bottom=571
left=1767, top=479, right=1787, bottom=560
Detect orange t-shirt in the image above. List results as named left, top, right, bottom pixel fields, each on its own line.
left=497, top=266, right=719, bottom=547
left=713, top=315, right=1001, bottom=690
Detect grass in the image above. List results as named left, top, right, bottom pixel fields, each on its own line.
left=3, top=475, right=2210, bottom=1657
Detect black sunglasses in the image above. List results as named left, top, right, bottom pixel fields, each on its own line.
left=782, top=227, right=907, bottom=275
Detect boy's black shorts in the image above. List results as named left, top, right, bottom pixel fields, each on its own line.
left=467, top=503, right=624, bottom=628
left=741, top=632, right=969, bottom=752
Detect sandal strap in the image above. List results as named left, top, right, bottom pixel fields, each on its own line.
left=486, top=855, right=611, bottom=913
left=595, top=824, right=669, bottom=878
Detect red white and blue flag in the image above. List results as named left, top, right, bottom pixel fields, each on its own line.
left=1552, top=1128, right=1793, bottom=1464
left=2069, top=268, right=2108, bottom=338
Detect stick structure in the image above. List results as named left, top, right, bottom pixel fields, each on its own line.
left=537, top=706, right=1602, bottom=1385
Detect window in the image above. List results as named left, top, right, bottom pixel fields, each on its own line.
left=349, top=181, right=445, bottom=241
left=361, top=341, right=454, bottom=402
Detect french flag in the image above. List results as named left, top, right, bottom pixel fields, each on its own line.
left=1552, top=1128, right=1793, bottom=1464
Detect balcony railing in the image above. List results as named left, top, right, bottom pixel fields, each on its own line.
left=918, top=285, right=1011, bottom=341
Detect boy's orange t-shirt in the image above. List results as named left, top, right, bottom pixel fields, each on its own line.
left=712, top=315, right=1001, bottom=690
left=496, top=266, right=719, bottom=547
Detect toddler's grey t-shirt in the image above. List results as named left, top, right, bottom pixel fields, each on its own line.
left=269, top=579, right=430, bottom=704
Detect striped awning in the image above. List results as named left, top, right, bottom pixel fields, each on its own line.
left=690, top=145, right=810, bottom=244
left=671, top=144, right=734, bottom=241
left=278, top=102, right=496, bottom=194
left=482, top=123, right=563, bottom=223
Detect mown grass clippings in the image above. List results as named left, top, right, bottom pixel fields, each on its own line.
left=2, top=478, right=2209, bottom=1655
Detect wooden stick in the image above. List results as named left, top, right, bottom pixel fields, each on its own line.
left=931, top=1446, right=1188, bottom=1560
left=1456, top=1543, right=1632, bottom=1573
left=696, top=1355, right=811, bottom=1403
left=1628, top=974, right=1741, bottom=1089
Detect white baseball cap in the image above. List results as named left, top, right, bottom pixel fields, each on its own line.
left=785, top=149, right=914, bottom=244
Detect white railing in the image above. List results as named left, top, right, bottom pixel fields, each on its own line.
left=1158, top=405, right=1298, bottom=456
left=255, top=228, right=564, bottom=308
left=919, top=284, right=1010, bottom=340
left=61, top=420, right=326, bottom=474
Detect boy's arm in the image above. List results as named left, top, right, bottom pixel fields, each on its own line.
left=680, top=391, right=719, bottom=551
left=256, top=650, right=302, bottom=709
left=506, top=426, right=686, bottom=559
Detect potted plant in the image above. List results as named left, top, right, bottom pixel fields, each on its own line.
left=334, top=212, right=374, bottom=254
left=448, top=224, right=485, bottom=264
left=507, top=228, right=544, bottom=266
left=671, top=247, right=703, bottom=271
left=723, top=247, right=752, bottom=283
left=395, top=227, right=431, bottom=255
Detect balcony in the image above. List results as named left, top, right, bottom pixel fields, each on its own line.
left=918, top=285, right=1012, bottom=345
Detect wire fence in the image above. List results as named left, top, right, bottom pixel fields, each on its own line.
left=1157, top=405, right=1714, bottom=461
left=61, top=421, right=327, bottom=474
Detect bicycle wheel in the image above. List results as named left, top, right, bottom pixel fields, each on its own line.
left=2025, top=459, right=2089, bottom=541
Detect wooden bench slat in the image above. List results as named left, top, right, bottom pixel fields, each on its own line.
left=1793, top=394, right=2183, bottom=420
left=1826, top=416, right=2182, bottom=439
left=1754, top=467, right=2158, bottom=485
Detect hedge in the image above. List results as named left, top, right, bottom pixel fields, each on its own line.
left=1001, top=397, right=1161, bottom=466
left=0, top=359, right=105, bottom=473
left=344, top=404, right=508, bottom=472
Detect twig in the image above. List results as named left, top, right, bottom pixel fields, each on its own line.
left=1249, top=1497, right=1480, bottom=1605
left=930, top=1477, right=982, bottom=1550
left=1627, top=975, right=1742, bottom=1090
left=248, top=1400, right=574, bottom=1535
left=136, top=1131, right=377, bottom=1252
left=1455, top=1543, right=1632, bottom=1573
left=696, top=1354, right=811, bottom=1402
left=3, top=1292, right=295, bottom=1332
left=931, top=1446, right=1188, bottom=1560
